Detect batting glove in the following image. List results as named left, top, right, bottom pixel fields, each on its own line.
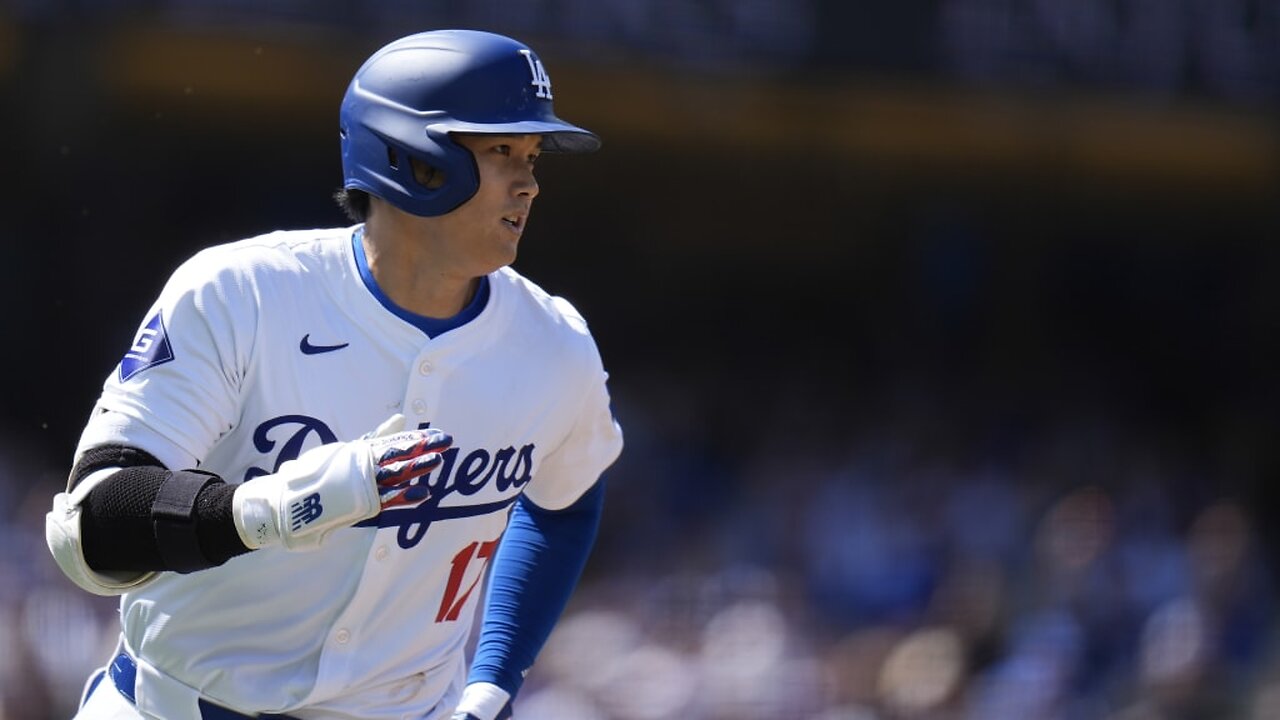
left=451, top=683, right=513, bottom=720
left=232, top=414, right=451, bottom=551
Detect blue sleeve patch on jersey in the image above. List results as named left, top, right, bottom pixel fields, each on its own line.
left=119, top=311, right=175, bottom=382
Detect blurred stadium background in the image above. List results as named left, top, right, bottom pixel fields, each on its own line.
left=2, top=2, right=1279, bottom=719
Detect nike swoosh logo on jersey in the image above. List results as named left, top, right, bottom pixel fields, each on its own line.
left=299, top=334, right=350, bottom=355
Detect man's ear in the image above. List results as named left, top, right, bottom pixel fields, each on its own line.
left=411, top=156, right=447, bottom=190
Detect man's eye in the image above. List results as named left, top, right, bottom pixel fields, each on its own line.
left=528, top=154, right=540, bottom=165
left=494, top=145, right=511, bottom=155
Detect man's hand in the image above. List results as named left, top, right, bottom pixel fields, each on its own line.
left=370, top=429, right=450, bottom=510
left=452, top=682, right=513, bottom=720
left=232, top=414, right=451, bottom=551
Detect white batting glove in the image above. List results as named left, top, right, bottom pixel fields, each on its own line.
left=232, top=414, right=451, bottom=551
left=451, top=683, right=512, bottom=720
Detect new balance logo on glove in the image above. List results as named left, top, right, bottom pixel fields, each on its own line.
left=289, top=493, right=324, bottom=530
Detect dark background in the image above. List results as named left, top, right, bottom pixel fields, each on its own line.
left=2, top=2, right=1278, bottom=719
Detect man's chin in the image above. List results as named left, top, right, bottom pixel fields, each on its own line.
left=491, top=242, right=519, bottom=270
left=476, top=250, right=517, bottom=276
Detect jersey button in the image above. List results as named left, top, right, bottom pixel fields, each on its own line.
left=335, top=629, right=350, bottom=644
left=418, top=360, right=433, bottom=376
left=411, top=399, right=427, bottom=415
left=375, top=545, right=389, bottom=561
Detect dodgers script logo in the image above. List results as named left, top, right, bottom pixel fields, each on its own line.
left=244, top=416, right=338, bottom=480
left=359, top=444, right=534, bottom=548
left=246, top=415, right=535, bottom=549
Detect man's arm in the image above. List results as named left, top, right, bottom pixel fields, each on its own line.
left=67, top=444, right=250, bottom=574
left=46, top=417, right=451, bottom=595
left=453, top=480, right=607, bottom=720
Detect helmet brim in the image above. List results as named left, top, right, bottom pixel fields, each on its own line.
left=435, top=119, right=601, bottom=153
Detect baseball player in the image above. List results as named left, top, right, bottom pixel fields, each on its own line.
left=45, top=29, right=623, bottom=720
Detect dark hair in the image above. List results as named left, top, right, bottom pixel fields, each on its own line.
left=333, top=188, right=371, bottom=222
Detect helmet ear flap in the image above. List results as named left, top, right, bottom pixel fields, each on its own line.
left=342, top=119, right=480, bottom=216
left=413, top=127, right=481, bottom=213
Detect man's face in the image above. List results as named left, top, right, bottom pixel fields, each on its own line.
left=435, top=133, right=542, bottom=275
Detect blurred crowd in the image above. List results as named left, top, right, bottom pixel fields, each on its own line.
left=519, top=398, right=1276, bottom=720
left=1, top=395, right=1274, bottom=720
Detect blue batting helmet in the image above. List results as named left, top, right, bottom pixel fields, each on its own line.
left=339, top=29, right=600, bottom=217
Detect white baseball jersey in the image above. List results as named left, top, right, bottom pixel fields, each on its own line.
left=74, top=226, right=624, bottom=720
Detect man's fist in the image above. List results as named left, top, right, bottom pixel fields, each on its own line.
left=372, top=429, right=453, bottom=509
left=233, top=414, right=452, bottom=551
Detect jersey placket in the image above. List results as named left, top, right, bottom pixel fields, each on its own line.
left=306, top=343, right=450, bottom=698
left=403, top=349, right=446, bottom=430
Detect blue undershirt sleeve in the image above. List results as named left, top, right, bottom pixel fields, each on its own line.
left=467, top=479, right=606, bottom=697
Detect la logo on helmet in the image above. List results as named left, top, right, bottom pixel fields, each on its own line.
left=519, top=49, right=553, bottom=99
